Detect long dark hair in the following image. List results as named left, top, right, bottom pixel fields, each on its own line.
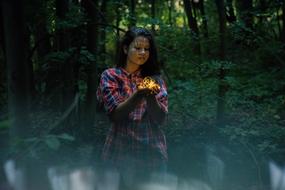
left=116, top=27, right=161, bottom=77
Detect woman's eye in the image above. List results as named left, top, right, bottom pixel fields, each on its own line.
left=135, top=47, right=150, bottom=51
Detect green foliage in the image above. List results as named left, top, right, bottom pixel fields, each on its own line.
left=165, top=78, right=217, bottom=142
left=78, top=48, right=96, bottom=64
left=220, top=125, right=285, bottom=155
left=26, top=133, right=75, bottom=150
left=156, top=25, right=197, bottom=80
left=44, top=50, right=73, bottom=63
left=9, top=133, right=76, bottom=161
left=165, top=49, right=285, bottom=158
left=56, top=3, right=86, bottom=30
left=0, top=119, right=10, bottom=130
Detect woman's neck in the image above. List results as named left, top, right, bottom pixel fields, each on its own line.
left=124, top=63, right=139, bottom=74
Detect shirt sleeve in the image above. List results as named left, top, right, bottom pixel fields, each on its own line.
left=98, top=70, right=124, bottom=114
left=155, top=76, right=168, bottom=113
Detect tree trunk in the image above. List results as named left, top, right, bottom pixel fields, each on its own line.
left=56, top=0, right=69, bottom=51
left=81, top=0, right=99, bottom=128
left=236, top=0, right=253, bottom=29
left=99, top=0, right=107, bottom=66
left=151, top=0, right=155, bottom=32
left=0, top=4, right=4, bottom=55
left=115, top=0, right=122, bottom=62
left=115, top=1, right=121, bottom=38
left=56, top=0, right=75, bottom=111
left=215, top=0, right=227, bottom=127
left=2, top=0, right=32, bottom=138
left=168, top=0, right=173, bottom=26
left=258, top=0, right=267, bottom=24
left=183, top=0, right=199, bottom=35
left=129, top=0, right=136, bottom=27
left=116, top=0, right=122, bottom=38
left=183, top=0, right=201, bottom=55
left=1, top=3, right=44, bottom=189
left=226, top=0, right=236, bottom=23
left=281, top=1, right=285, bottom=43
left=34, top=9, right=51, bottom=99
left=199, top=0, right=208, bottom=38
left=216, top=0, right=226, bottom=59
left=34, top=1, right=51, bottom=58
left=0, top=3, right=5, bottom=106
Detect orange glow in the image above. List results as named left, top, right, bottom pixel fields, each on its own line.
left=137, top=77, right=160, bottom=94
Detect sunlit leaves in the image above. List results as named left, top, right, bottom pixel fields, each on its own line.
left=45, top=135, right=61, bottom=150
left=25, top=133, right=75, bottom=152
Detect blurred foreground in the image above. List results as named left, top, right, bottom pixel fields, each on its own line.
left=2, top=144, right=284, bottom=190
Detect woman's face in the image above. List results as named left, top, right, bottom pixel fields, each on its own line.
left=125, top=36, right=150, bottom=67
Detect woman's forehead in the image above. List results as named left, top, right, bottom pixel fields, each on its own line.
left=132, top=36, right=150, bottom=45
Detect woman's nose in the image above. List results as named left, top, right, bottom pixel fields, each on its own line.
left=139, top=49, right=146, bottom=54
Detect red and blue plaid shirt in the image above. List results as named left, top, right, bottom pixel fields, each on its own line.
left=97, top=67, right=168, bottom=171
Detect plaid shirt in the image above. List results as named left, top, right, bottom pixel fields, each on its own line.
left=97, top=67, right=168, bottom=171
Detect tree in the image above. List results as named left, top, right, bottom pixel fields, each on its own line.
left=199, top=0, right=209, bottom=38
left=183, top=0, right=201, bottom=55
left=0, top=4, right=5, bottom=110
left=129, top=0, right=136, bottom=27
left=236, top=0, right=253, bottom=29
left=56, top=0, right=70, bottom=51
left=168, top=0, right=174, bottom=26
left=183, top=0, right=199, bottom=36
left=81, top=0, right=99, bottom=128
left=0, top=4, right=4, bottom=55
left=281, top=0, right=285, bottom=42
left=226, top=0, right=236, bottom=23
left=115, top=0, right=123, bottom=38
left=99, top=0, right=108, bottom=66
left=150, top=0, right=156, bottom=32
left=56, top=0, right=77, bottom=110
left=34, top=0, right=51, bottom=58
left=215, top=0, right=227, bottom=127
left=1, top=0, right=32, bottom=139
left=258, top=0, right=267, bottom=24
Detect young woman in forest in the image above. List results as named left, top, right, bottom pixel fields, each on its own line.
left=96, top=27, right=168, bottom=186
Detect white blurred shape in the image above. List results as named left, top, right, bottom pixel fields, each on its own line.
left=4, top=159, right=25, bottom=190
left=139, top=176, right=212, bottom=190
left=139, top=183, right=174, bottom=190
left=140, top=172, right=178, bottom=190
left=269, top=161, right=285, bottom=190
left=206, top=146, right=224, bottom=190
left=96, top=169, right=120, bottom=190
left=48, top=167, right=98, bottom=190
left=179, top=179, right=212, bottom=190
left=48, top=167, right=70, bottom=190
left=4, top=160, right=16, bottom=187
left=70, top=168, right=96, bottom=190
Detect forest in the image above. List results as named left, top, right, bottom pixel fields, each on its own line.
left=0, top=0, right=285, bottom=190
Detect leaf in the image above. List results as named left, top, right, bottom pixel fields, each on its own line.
left=25, top=137, right=39, bottom=142
left=45, top=136, right=60, bottom=150
left=59, top=133, right=75, bottom=141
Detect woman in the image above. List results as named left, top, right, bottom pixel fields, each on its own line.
left=97, top=27, right=168, bottom=182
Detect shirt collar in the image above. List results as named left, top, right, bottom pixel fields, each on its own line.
left=119, top=67, right=142, bottom=78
